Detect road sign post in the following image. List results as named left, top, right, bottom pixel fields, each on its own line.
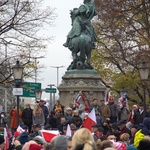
left=45, top=88, right=56, bottom=93
left=21, top=82, right=41, bottom=97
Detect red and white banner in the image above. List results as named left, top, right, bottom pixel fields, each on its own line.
left=82, top=108, right=97, bottom=131
left=4, top=128, right=9, bottom=150
left=41, top=130, right=60, bottom=142
left=17, top=125, right=25, bottom=133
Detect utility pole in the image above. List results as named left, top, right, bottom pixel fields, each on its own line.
left=27, top=56, right=45, bottom=82
left=47, top=84, right=55, bottom=110
left=50, top=66, right=65, bottom=87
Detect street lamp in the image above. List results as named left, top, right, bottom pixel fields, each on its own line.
left=35, top=89, right=42, bottom=102
left=51, top=66, right=65, bottom=87
left=138, top=61, right=149, bottom=118
left=12, top=60, right=24, bottom=126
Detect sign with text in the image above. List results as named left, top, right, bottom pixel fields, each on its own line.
left=13, top=88, right=23, bottom=96
left=21, top=82, right=41, bottom=97
left=45, top=88, right=56, bottom=93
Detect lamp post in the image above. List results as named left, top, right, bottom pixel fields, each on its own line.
left=35, top=89, right=42, bottom=102
left=51, top=66, right=65, bottom=87
left=12, top=60, right=24, bottom=126
left=138, top=61, right=149, bottom=118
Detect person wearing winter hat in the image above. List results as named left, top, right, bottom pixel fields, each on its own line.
left=33, top=136, right=45, bottom=145
left=107, top=97, right=118, bottom=123
left=111, top=140, right=126, bottom=150
left=18, top=132, right=29, bottom=145
left=22, top=140, right=40, bottom=150
left=29, top=144, right=43, bottom=150
left=49, top=135, right=68, bottom=150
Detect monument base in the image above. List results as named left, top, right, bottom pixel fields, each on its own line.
left=58, top=69, right=106, bottom=107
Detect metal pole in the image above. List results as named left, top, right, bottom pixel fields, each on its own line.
left=4, top=88, right=7, bottom=113
left=50, top=66, right=65, bottom=87
left=57, top=67, right=59, bottom=87
left=143, top=84, right=146, bottom=118
left=35, top=58, right=37, bottom=83
left=53, top=93, right=55, bottom=110
left=17, top=95, right=20, bottom=126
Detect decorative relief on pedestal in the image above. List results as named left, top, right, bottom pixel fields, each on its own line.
left=60, top=79, right=102, bottom=87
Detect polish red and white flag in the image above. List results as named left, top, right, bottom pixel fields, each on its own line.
left=82, top=108, right=97, bottom=131
left=41, top=130, right=60, bottom=142
left=4, top=128, right=9, bottom=150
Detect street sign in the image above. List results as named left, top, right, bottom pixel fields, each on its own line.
left=13, top=88, right=23, bottom=96
left=21, top=82, right=41, bottom=97
left=45, top=88, right=56, bottom=93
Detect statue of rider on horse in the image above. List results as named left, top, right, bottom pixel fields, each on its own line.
left=63, top=0, right=97, bottom=70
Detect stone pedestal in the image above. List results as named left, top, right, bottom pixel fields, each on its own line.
left=58, top=69, right=106, bottom=107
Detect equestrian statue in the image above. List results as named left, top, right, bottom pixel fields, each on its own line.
left=63, top=0, right=97, bottom=70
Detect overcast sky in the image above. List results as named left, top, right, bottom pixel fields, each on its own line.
left=37, top=0, right=82, bottom=99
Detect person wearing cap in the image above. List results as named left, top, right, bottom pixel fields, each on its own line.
left=100, top=99, right=111, bottom=122
left=126, top=104, right=138, bottom=130
left=22, top=104, right=33, bottom=133
left=107, top=97, right=118, bottom=123
left=117, top=120, right=131, bottom=140
left=64, top=107, right=72, bottom=124
left=89, top=98, right=101, bottom=113
left=98, top=127, right=105, bottom=141
left=133, top=103, right=148, bottom=126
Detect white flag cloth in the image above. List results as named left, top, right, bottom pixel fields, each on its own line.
left=17, top=125, right=25, bottom=133
left=66, top=124, right=71, bottom=136
left=82, top=108, right=97, bottom=131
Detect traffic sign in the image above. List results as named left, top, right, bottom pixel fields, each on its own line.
left=45, top=88, right=56, bottom=93
left=21, top=82, right=41, bottom=97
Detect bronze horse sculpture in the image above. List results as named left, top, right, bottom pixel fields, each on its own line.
left=63, top=0, right=97, bottom=70
left=68, top=31, right=93, bottom=70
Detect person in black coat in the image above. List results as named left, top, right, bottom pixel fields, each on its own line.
left=133, top=104, right=147, bottom=126
left=22, top=104, right=33, bottom=133
left=48, top=111, right=57, bottom=129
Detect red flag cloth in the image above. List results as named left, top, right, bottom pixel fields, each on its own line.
left=82, top=108, right=97, bottom=131
left=41, top=130, right=59, bottom=142
left=4, top=128, right=9, bottom=150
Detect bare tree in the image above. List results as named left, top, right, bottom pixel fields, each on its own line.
left=0, top=0, right=56, bottom=85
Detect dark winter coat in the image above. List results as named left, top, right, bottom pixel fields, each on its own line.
left=71, top=115, right=82, bottom=128
left=22, top=108, right=33, bottom=125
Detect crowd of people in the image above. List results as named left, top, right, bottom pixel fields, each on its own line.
left=0, top=96, right=150, bottom=150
